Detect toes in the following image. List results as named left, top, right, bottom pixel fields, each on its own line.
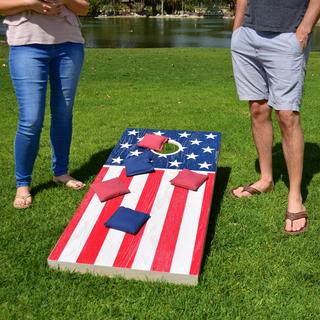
left=54, top=175, right=85, bottom=190
left=233, top=187, right=251, bottom=198
left=14, top=199, right=25, bottom=207
left=232, top=187, right=245, bottom=197
left=65, top=180, right=85, bottom=190
left=285, top=219, right=292, bottom=232
left=293, top=218, right=306, bottom=232
left=285, top=218, right=306, bottom=232
left=13, top=195, right=32, bottom=209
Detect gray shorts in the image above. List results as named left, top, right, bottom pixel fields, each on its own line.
left=231, top=26, right=311, bottom=112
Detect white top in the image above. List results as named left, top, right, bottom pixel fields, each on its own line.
left=3, top=7, right=84, bottom=46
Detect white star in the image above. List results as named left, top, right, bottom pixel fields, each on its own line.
left=169, top=160, right=182, bottom=168
left=120, top=142, right=132, bottom=149
left=128, top=129, right=138, bottom=136
left=153, top=131, right=165, bottom=136
left=202, top=146, right=215, bottom=153
left=186, top=153, right=199, bottom=160
left=179, top=131, right=191, bottom=138
left=157, top=153, right=167, bottom=158
left=190, top=139, right=202, bottom=145
left=205, top=133, right=217, bottom=139
left=112, top=157, right=123, bottom=164
left=198, top=161, right=212, bottom=169
left=129, top=150, right=143, bottom=157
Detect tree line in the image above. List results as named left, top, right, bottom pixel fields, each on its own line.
left=88, top=0, right=235, bottom=17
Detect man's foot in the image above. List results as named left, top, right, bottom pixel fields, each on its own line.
left=284, top=196, right=307, bottom=234
left=284, top=210, right=308, bottom=235
left=230, top=180, right=274, bottom=198
left=53, top=174, right=86, bottom=190
left=13, top=187, right=32, bottom=209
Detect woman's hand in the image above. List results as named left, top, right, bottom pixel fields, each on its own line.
left=0, top=0, right=58, bottom=15
left=26, top=0, right=62, bottom=16
left=0, top=0, right=87, bottom=16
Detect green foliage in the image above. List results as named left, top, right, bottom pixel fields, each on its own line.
left=88, top=0, right=106, bottom=16
left=132, top=2, right=145, bottom=14
left=88, top=0, right=234, bottom=16
left=1, top=46, right=320, bottom=319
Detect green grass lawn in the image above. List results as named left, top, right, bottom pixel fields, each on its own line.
left=1, top=45, right=320, bottom=319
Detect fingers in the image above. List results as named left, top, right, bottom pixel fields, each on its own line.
left=296, top=27, right=310, bottom=51
left=41, top=2, right=63, bottom=15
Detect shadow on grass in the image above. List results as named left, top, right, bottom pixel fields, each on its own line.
left=32, top=148, right=113, bottom=196
left=200, top=166, right=231, bottom=276
left=70, top=148, right=113, bottom=183
left=255, top=142, right=320, bottom=202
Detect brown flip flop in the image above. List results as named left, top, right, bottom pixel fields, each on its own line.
left=284, top=210, right=308, bottom=235
left=230, top=183, right=273, bottom=198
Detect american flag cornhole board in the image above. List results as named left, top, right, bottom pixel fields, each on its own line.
left=48, top=128, right=221, bottom=285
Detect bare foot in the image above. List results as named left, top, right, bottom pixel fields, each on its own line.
left=284, top=194, right=307, bottom=233
left=53, top=174, right=86, bottom=190
left=231, top=179, right=274, bottom=198
left=13, top=186, right=32, bottom=209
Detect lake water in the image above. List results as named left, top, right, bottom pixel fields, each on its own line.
left=1, top=17, right=320, bottom=50
left=81, top=17, right=233, bottom=48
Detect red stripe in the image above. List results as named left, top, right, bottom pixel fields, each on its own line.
left=151, top=186, right=189, bottom=272
left=113, top=170, right=165, bottom=268
left=48, top=167, right=109, bottom=261
left=189, top=173, right=215, bottom=275
left=76, top=169, right=132, bottom=264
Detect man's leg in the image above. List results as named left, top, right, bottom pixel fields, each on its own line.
left=232, top=100, right=274, bottom=197
left=276, top=111, right=306, bottom=232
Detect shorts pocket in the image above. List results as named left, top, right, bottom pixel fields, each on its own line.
left=231, top=26, right=242, bottom=50
left=232, top=26, right=242, bottom=37
left=291, top=33, right=303, bottom=54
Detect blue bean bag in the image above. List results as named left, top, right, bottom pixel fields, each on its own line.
left=124, top=151, right=155, bottom=176
left=104, top=206, right=150, bottom=234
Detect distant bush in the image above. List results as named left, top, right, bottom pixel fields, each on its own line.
left=88, top=0, right=105, bottom=16
left=88, top=0, right=234, bottom=17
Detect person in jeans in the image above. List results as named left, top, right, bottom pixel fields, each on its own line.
left=230, top=0, right=320, bottom=234
left=0, top=0, right=89, bottom=208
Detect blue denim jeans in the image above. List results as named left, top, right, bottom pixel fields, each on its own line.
left=9, top=42, right=84, bottom=187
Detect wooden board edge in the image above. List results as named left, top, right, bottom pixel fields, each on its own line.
left=48, top=259, right=198, bottom=286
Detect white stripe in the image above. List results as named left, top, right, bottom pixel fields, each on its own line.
left=131, top=170, right=177, bottom=271
left=170, top=182, right=206, bottom=274
left=58, top=166, right=123, bottom=263
left=94, top=174, right=149, bottom=266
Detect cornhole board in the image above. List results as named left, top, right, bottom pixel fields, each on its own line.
left=48, top=128, right=221, bottom=285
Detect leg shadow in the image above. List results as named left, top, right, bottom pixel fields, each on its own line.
left=32, top=148, right=113, bottom=196
left=255, top=142, right=320, bottom=202
left=69, top=148, right=113, bottom=183
left=200, top=166, right=231, bottom=276
left=300, top=142, right=320, bottom=202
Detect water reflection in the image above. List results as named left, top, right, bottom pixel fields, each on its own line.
left=1, top=17, right=320, bottom=50
left=79, top=17, right=234, bottom=48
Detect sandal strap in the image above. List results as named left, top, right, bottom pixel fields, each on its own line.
left=16, top=194, right=31, bottom=200
left=242, top=185, right=261, bottom=195
left=285, top=211, right=308, bottom=221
